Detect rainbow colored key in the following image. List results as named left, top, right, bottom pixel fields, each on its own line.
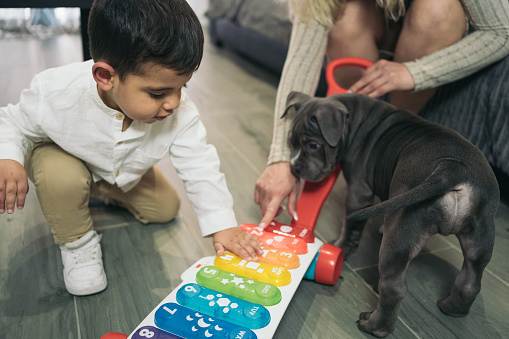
left=241, top=221, right=315, bottom=243
left=154, top=303, right=257, bottom=339
left=240, top=224, right=308, bottom=254
left=176, top=283, right=271, bottom=329
left=195, top=266, right=282, bottom=306
left=214, top=253, right=291, bottom=287
left=131, top=325, right=183, bottom=339
left=258, top=248, right=300, bottom=269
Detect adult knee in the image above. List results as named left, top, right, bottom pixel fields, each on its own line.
left=328, top=0, right=383, bottom=48
left=404, top=0, right=466, bottom=48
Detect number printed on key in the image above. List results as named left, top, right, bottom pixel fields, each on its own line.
left=131, top=325, right=183, bottom=339
left=258, top=248, right=300, bottom=269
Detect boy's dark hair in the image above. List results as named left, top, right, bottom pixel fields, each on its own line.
left=88, top=0, right=203, bottom=80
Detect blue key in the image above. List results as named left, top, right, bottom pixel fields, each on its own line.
left=154, top=302, right=258, bottom=339
left=131, top=325, right=183, bottom=339
left=176, top=283, right=271, bottom=329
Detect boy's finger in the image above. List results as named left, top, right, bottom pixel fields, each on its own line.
left=214, top=242, right=225, bottom=256
left=247, top=234, right=263, bottom=254
left=244, top=243, right=259, bottom=261
left=0, top=181, right=6, bottom=213
left=16, top=181, right=29, bottom=210
left=5, top=181, right=17, bottom=214
left=238, top=245, right=255, bottom=261
left=252, top=239, right=263, bottom=254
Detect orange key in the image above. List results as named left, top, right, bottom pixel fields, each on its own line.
left=258, top=248, right=300, bottom=269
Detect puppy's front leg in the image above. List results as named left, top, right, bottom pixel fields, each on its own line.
left=333, top=218, right=367, bottom=257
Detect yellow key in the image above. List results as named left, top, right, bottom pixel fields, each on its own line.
left=214, top=253, right=292, bottom=287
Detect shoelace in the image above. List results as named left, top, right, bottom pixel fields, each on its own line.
left=71, top=248, right=98, bottom=265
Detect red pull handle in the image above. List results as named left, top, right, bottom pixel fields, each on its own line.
left=291, top=165, right=342, bottom=231
left=325, top=57, right=373, bottom=96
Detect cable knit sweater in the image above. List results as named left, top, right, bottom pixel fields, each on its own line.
left=268, top=0, right=509, bottom=164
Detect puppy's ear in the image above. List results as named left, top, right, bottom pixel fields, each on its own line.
left=281, top=91, right=310, bottom=118
left=315, top=104, right=348, bottom=147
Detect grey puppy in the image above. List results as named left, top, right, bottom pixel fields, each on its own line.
left=283, top=91, right=499, bottom=337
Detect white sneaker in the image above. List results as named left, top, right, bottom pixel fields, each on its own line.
left=59, top=230, right=108, bottom=296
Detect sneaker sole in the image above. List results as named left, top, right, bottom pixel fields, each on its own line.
left=65, top=276, right=108, bottom=296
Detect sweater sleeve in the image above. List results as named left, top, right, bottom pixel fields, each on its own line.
left=267, top=18, right=329, bottom=164
left=405, top=0, right=509, bottom=91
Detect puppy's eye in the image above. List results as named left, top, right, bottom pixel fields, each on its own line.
left=307, top=142, right=321, bottom=152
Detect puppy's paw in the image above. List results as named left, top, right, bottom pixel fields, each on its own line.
left=359, top=311, right=372, bottom=321
left=437, top=295, right=470, bottom=318
left=356, top=311, right=394, bottom=338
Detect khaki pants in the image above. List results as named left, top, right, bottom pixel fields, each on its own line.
left=25, top=143, right=180, bottom=244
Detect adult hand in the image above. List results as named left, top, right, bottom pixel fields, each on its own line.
left=349, top=59, right=415, bottom=98
left=0, top=159, right=29, bottom=214
left=254, top=162, right=300, bottom=228
left=213, top=227, right=263, bottom=261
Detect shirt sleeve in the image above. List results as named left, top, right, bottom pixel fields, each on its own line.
left=168, top=98, right=238, bottom=237
left=0, top=76, right=46, bottom=166
left=268, top=18, right=329, bottom=165
left=405, top=0, right=509, bottom=91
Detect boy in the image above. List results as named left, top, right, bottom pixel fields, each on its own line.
left=0, top=0, right=262, bottom=296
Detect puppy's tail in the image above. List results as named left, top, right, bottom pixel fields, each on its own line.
left=347, top=159, right=467, bottom=221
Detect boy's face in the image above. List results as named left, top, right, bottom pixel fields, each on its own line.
left=105, top=62, right=193, bottom=124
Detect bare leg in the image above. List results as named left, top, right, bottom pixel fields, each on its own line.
left=327, top=0, right=466, bottom=113
left=326, top=0, right=385, bottom=89
left=390, top=0, right=466, bottom=113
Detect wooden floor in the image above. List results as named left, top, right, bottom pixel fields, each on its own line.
left=1, top=32, right=509, bottom=339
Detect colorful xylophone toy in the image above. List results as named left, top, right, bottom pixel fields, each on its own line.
left=101, top=58, right=372, bottom=339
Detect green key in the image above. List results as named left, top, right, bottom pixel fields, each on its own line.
left=195, top=265, right=282, bottom=306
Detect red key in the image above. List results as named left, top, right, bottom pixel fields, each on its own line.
left=267, top=220, right=315, bottom=243
left=240, top=224, right=308, bottom=254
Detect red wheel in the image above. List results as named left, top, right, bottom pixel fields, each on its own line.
left=100, top=333, right=128, bottom=339
left=314, top=243, right=344, bottom=285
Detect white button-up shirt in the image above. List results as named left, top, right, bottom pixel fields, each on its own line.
left=0, top=60, right=237, bottom=236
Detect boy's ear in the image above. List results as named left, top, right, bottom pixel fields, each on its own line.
left=92, top=62, right=116, bottom=91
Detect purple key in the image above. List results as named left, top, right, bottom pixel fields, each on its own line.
left=131, top=325, right=183, bottom=339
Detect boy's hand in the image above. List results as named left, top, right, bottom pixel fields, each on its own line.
left=0, top=159, right=29, bottom=214
left=213, top=227, right=263, bottom=261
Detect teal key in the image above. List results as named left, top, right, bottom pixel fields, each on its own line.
left=177, top=283, right=271, bottom=329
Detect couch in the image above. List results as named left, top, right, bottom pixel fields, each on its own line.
left=206, top=0, right=509, bottom=197
left=206, top=0, right=328, bottom=96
